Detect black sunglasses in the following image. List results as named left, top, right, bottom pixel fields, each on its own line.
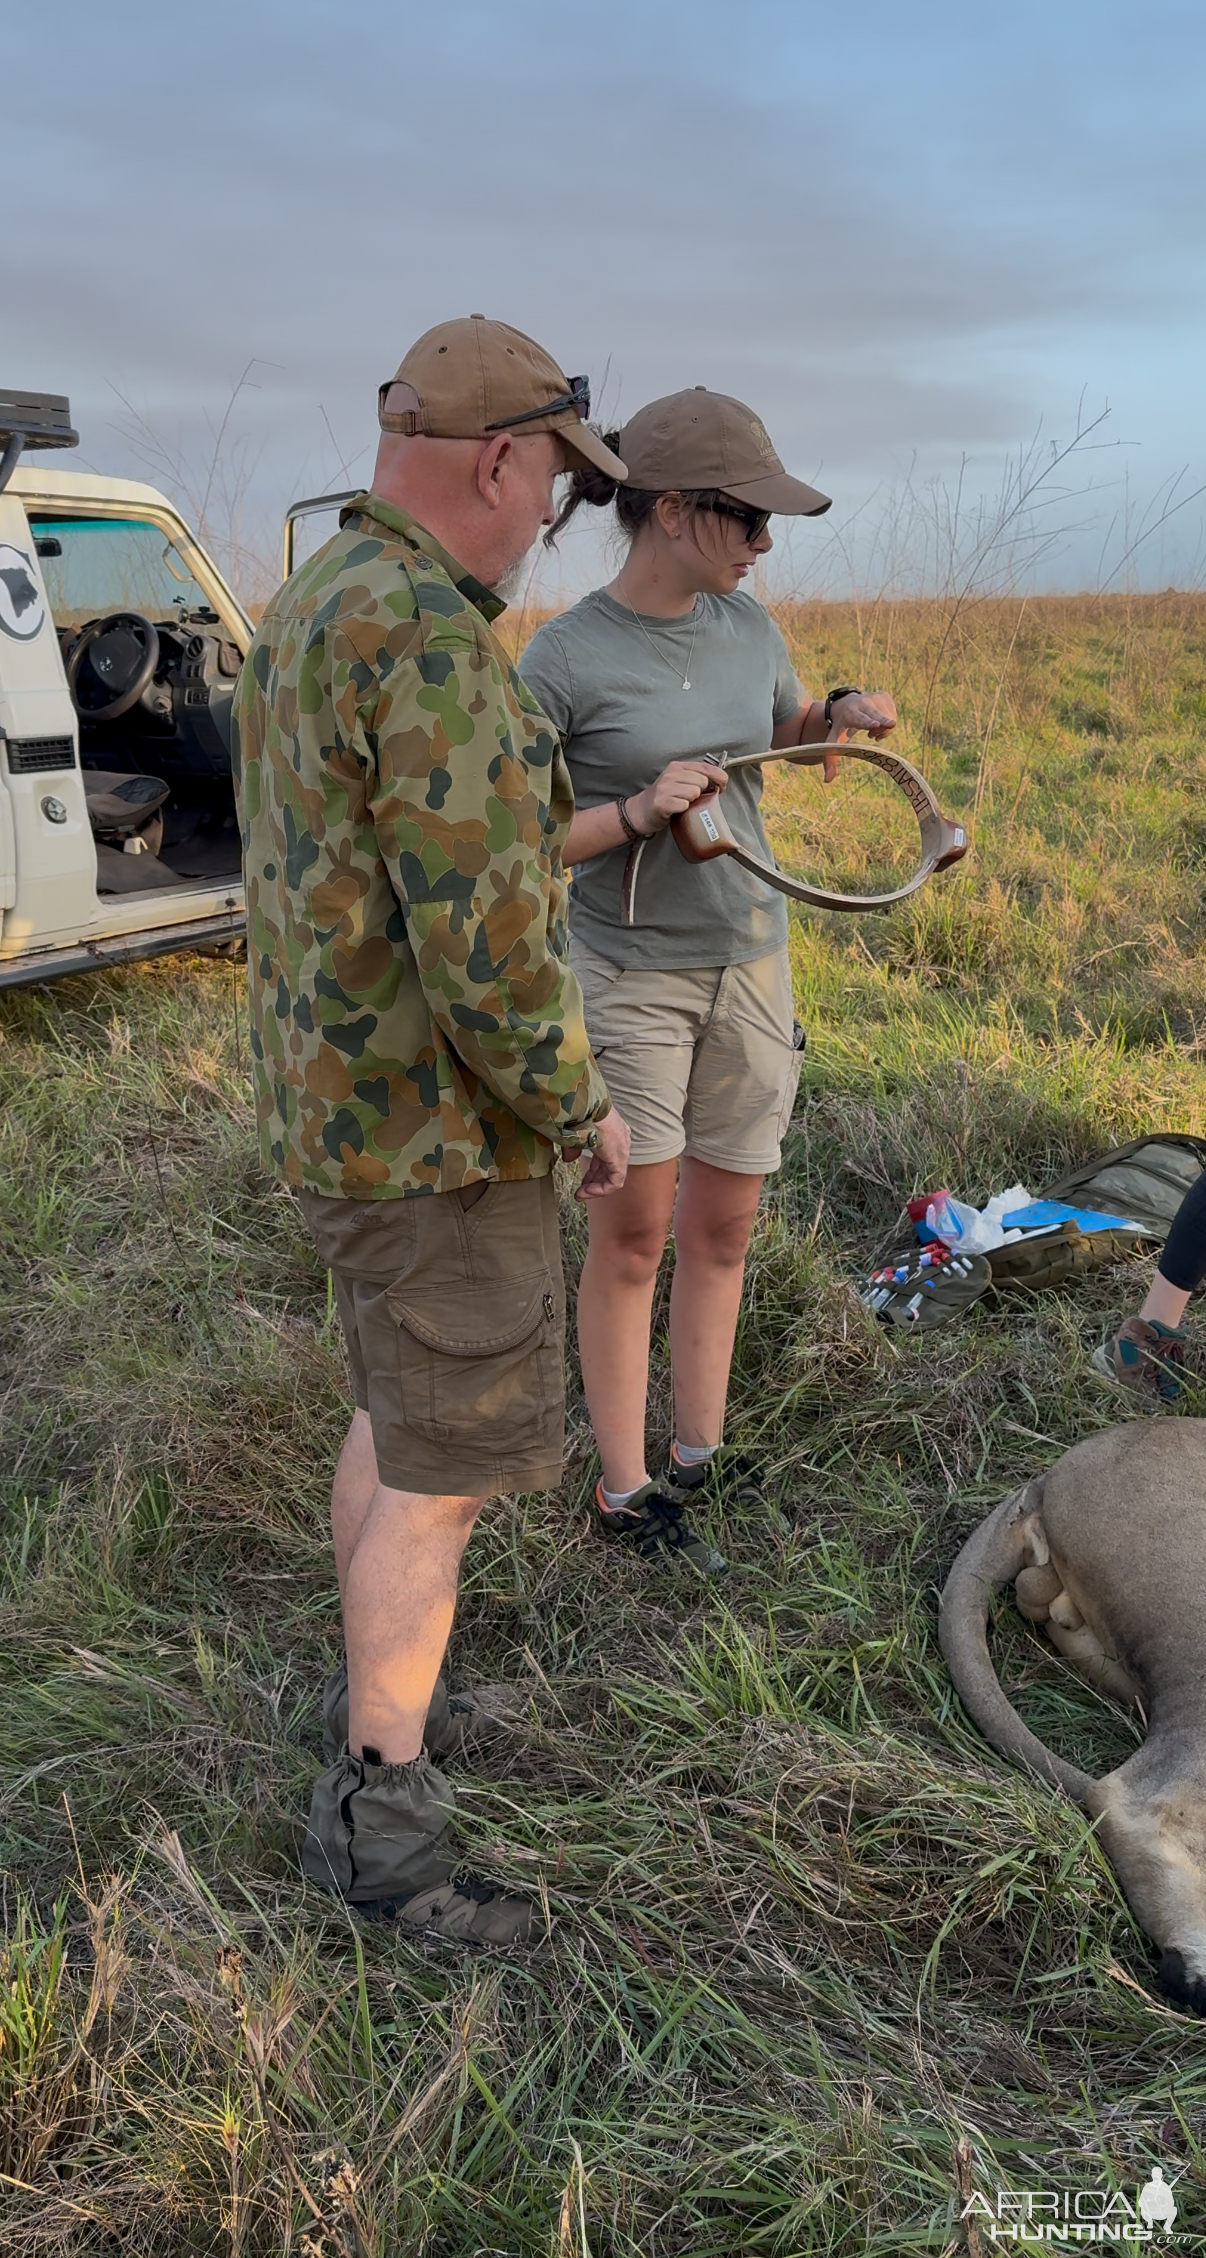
left=486, top=375, right=590, bottom=432
left=706, top=497, right=772, bottom=544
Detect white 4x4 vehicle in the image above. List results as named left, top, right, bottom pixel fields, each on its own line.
left=0, top=389, right=252, bottom=988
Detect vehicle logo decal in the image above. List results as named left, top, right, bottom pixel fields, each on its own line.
left=0, top=544, right=46, bottom=642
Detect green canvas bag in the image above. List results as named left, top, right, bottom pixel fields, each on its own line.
left=984, top=1217, right=1151, bottom=1294
left=1043, top=1133, right=1206, bottom=1240
left=983, top=1135, right=1206, bottom=1294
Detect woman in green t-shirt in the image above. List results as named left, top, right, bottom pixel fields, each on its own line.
left=522, top=387, right=896, bottom=1571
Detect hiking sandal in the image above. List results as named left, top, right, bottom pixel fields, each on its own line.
left=859, top=1251, right=993, bottom=1331
left=594, top=1479, right=727, bottom=1575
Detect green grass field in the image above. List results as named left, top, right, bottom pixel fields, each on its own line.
left=4, top=593, right=1206, bottom=2254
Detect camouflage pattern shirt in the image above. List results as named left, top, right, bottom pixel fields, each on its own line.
left=232, top=495, right=610, bottom=1199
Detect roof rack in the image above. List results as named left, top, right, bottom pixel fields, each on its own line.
left=0, top=390, right=79, bottom=496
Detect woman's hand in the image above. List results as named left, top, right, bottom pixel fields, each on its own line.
left=629, top=758, right=728, bottom=836
left=776, top=691, right=900, bottom=782
left=829, top=690, right=897, bottom=741
left=563, top=759, right=729, bottom=864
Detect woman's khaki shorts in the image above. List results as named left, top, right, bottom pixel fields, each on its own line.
left=571, top=938, right=803, bottom=1174
left=298, top=1176, right=566, bottom=1496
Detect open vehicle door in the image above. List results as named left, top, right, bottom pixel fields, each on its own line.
left=0, top=390, right=249, bottom=989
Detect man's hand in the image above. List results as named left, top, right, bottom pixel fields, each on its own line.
left=629, top=759, right=728, bottom=835
left=568, top=1108, right=631, bottom=1198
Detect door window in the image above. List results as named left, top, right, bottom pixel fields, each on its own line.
left=30, top=517, right=213, bottom=628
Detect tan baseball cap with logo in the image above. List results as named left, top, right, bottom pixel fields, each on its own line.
left=379, top=316, right=627, bottom=482
left=616, top=387, right=830, bottom=515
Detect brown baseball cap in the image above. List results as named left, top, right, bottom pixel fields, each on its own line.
left=616, top=387, right=830, bottom=515
left=379, top=316, right=627, bottom=481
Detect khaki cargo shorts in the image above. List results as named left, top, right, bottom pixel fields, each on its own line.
left=298, top=1176, right=566, bottom=1496
left=571, top=938, right=803, bottom=1174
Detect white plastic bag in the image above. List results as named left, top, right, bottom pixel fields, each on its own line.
left=926, top=1184, right=1034, bottom=1255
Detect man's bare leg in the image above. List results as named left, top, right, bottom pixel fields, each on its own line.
left=331, top=1408, right=379, bottom=1602
left=339, top=1449, right=486, bottom=1761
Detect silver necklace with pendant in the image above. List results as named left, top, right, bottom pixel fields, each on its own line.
left=627, top=597, right=699, bottom=690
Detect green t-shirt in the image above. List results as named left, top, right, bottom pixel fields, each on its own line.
left=520, top=588, right=803, bottom=969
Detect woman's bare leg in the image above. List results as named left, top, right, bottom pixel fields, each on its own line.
left=1138, top=1172, right=1206, bottom=1327
left=1140, top=1276, right=1193, bottom=1330
left=576, top=1158, right=679, bottom=1493
left=669, top=1157, right=765, bottom=1447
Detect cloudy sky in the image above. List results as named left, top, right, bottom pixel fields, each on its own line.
left=6, top=0, right=1205, bottom=601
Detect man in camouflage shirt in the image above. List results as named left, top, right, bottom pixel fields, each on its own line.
left=233, top=317, right=630, bottom=1944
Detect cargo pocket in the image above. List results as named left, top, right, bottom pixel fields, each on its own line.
left=387, top=1275, right=564, bottom=1453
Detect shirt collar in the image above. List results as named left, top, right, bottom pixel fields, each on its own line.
left=340, top=492, right=507, bottom=623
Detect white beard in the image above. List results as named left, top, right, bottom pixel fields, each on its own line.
left=493, top=543, right=538, bottom=603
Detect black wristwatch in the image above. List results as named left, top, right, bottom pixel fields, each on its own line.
left=824, top=685, right=863, bottom=727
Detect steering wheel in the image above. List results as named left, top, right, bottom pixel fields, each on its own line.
left=67, top=611, right=161, bottom=721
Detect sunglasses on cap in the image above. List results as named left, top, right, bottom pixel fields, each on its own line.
left=485, top=375, right=590, bottom=432
left=706, top=497, right=772, bottom=544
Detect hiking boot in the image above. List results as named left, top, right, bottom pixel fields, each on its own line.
left=301, top=1749, right=535, bottom=1946
left=321, top=1662, right=523, bottom=1766
left=1091, top=1316, right=1187, bottom=1406
left=594, top=1479, right=727, bottom=1574
left=667, top=1443, right=769, bottom=1510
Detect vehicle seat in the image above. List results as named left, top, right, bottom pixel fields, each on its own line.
left=82, top=770, right=171, bottom=841
left=82, top=770, right=190, bottom=896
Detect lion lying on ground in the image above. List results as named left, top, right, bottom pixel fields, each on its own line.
left=939, top=1421, right=1206, bottom=2012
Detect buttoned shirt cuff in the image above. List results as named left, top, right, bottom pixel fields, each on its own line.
left=558, top=1101, right=611, bottom=1156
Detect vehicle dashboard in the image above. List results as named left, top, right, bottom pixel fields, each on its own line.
left=62, top=608, right=243, bottom=779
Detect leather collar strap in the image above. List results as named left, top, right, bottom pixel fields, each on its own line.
left=620, top=742, right=968, bottom=926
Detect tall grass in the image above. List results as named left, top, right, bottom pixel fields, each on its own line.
left=3, top=595, right=1206, bottom=2252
